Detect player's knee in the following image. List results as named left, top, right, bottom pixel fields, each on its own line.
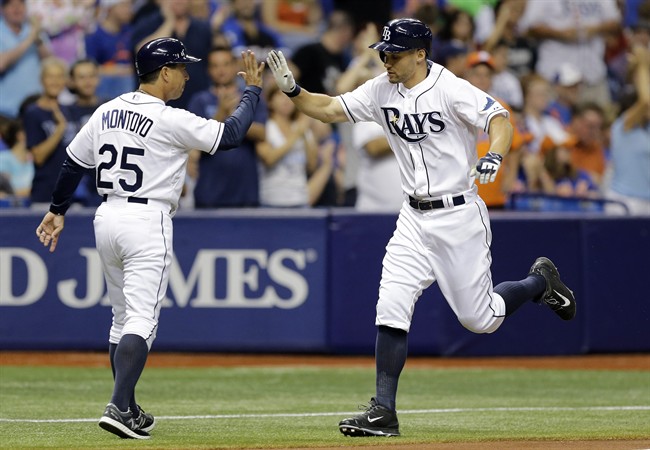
left=457, top=315, right=499, bottom=334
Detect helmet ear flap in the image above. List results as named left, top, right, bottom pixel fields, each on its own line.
left=379, top=51, right=387, bottom=63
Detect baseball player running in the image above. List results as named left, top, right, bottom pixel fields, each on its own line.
left=267, top=18, right=576, bottom=438
left=35, top=38, right=264, bottom=439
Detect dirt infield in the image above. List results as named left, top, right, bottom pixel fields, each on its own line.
left=1, top=351, right=649, bottom=370
left=2, top=352, right=648, bottom=450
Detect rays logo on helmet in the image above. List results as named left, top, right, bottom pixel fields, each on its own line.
left=382, top=27, right=391, bottom=41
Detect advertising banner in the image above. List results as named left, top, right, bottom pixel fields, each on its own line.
left=0, top=210, right=329, bottom=351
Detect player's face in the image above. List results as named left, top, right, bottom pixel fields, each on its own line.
left=382, top=50, right=421, bottom=87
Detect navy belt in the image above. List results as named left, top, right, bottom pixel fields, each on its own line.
left=408, top=194, right=465, bottom=211
left=102, top=194, right=148, bottom=205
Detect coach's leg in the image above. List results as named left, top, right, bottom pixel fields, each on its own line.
left=110, top=334, right=149, bottom=413
left=109, top=343, right=140, bottom=415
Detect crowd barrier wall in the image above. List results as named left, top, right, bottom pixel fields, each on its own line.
left=1, top=209, right=648, bottom=356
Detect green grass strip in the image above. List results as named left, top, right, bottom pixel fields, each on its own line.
left=0, top=365, right=648, bottom=448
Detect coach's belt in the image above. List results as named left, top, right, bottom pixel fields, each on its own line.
left=408, top=194, right=465, bottom=211
left=101, top=194, right=172, bottom=213
left=102, top=194, right=148, bottom=204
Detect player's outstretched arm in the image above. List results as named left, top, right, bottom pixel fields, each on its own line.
left=266, top=50, right=347, bottom=123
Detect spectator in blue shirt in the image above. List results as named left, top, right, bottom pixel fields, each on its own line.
left=85, top=0, right=135, bottom=99
left=67, top=58, right=106, bottom=206
left=0, top=0, right=50, bottom=118
left=22, top=57, right=77, bottom=206
left=188, top=46, right=267, bottom=208
left=0, top=118, right=33, bottom=202
left=606, top=45, right=650, bottom=215
left=220, top=0, right=287, bottom=61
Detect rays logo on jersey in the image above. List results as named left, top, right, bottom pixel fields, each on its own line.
left=381, top=107, right=446, bottom=143
left=481, top=97, right=496, bottom=112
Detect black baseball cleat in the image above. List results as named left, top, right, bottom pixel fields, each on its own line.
left=529, top=257, right=576, bottom=320
left=339, top=398, right=400, bottom=437
left=98, top=403, right=151, bottom=439
left=133, top=404, right=155, bottom=433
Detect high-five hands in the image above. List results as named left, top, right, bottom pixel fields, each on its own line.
left=266, top=50, right=298, bottom=96
left=471, top=151, right=503, bottom=184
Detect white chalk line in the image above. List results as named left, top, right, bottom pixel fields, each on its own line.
left=1, top=405, right=649, bottom=423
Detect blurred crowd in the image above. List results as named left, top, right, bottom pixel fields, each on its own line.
left=0, top=0, right=648, bottom=215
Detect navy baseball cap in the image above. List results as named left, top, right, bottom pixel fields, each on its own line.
left=370, top=18, right=433, bottom=55
left=135, top=38, right=201, bottom=77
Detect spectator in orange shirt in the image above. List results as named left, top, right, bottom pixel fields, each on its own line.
left=463, top=51, right=527, bottom=209
left=565, top=102, right=608, bottom=186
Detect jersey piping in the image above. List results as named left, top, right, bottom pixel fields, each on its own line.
left=153, top=211, right=168, bottom=320
left=208, top=122, right=224, bottom=155
left=339, top=95, right=356, bottom=123
left=413, top=72, right=441, bottom=197
left=66, top=146, right=94, bottom=169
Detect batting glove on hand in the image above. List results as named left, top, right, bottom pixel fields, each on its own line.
left=471, top=152, right=503, bottom=184
left=266, top=50, right=299, bottom=96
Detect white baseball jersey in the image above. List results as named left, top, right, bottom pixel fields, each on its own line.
left=338, top=61, right=508, bottom=199
left=66, top=91, right=225, bottom=214
left=66, top=90, right=226, bottom=347
left=338, top=62, right=510, bottom=334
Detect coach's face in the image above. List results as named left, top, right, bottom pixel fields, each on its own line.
left=382, top=49, right=426, bottom=88
left=165, top=64, right=189, bottom=100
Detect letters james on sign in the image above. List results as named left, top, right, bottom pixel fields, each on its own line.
left=0, top=211, right=328, bottom=351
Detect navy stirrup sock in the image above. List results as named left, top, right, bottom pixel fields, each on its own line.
left=110, top=334, right=148, bottom=413
left=375, top=325, right=408, bottom=412
left=109, top=342, right=140, bottom=416
left=496, top=274, right=546, bottom=317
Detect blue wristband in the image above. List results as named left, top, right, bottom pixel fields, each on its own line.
left=285, top=84, right=301, bottom=98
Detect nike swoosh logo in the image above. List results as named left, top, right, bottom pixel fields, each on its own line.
left=554, top=290, right=572, bottom=307
left=367, top=416, right=384, bottom=423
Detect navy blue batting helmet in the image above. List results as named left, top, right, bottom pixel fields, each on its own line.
left=370, top=18, right=433, bottom=57
left=135, top=37, right=201, bottom=77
